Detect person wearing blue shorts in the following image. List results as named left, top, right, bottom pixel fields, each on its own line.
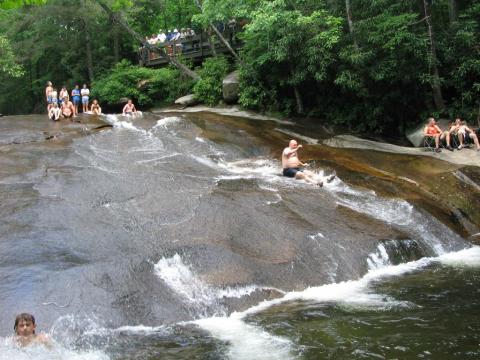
left=81, top=84, right=90, bottom=113
left=71, top=84, right=81, bottom=116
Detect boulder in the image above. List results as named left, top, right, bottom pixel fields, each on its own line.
left=174, top=94, right=199, bottom=107
left=222, top=70, right=240, bottom=104
left=406, top=118, right=450, bottom=147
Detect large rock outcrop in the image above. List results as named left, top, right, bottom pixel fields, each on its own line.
left=174, top=94, right=199, bottom=107
left=222, top=70, right=240, bottom=104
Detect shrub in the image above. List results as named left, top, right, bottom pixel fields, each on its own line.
left=92, top=60, right=194, bottom=106
left=193, top=56, right=230, bottom=106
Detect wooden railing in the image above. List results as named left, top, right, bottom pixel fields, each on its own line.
left=139, top=30, right=242, bottom=67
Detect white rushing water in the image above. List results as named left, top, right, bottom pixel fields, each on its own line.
left=153, top=246, right=480, bottom=360
left=0, top=338, right=109, bottom=360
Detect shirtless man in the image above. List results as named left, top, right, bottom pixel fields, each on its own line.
left=423, top=117, right=453, bottom=152
left=45, top=81, right=53, bottom=104
left=282, top=139, right=323, bottom=185
left=61, top=97, right=75, bottom=119
left=122, top=99, right=137, bottom=116
left=458, top=120, right=480, bottom=151
left=14, top=313, right=51, bottom=348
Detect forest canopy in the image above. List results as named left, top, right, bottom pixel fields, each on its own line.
left=0, top=0, right=479, bottom=134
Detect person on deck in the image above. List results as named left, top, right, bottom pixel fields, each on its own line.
left=71, top=84, right=81, bottom=116
left=48, top=102, right=61, bottom=121
left=14, top=313, right=51, bottom=348
left=81, top=84, right=90, bottom=113
left=45, top=81, right=53, bottom=104
left=122, top=99, right=137, bottom=116
left=423, top=117, right=453, bottom=152
left=90, top=99, right=102, bottom=115
left=282, top=139, right=323, bottom=186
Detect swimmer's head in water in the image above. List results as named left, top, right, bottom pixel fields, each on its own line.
left=14, top=313, right=36, bottom=336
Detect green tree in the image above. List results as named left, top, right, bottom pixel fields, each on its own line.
left=239, top=0, right=342, bottom=114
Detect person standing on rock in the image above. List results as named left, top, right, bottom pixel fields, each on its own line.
left=71, top=84, right=81, bottom=116
left=81, top=84, right=90, bottom=113
left=45, top=81, right=53, bottom=104
left=282, top=139, right=325, bottom=186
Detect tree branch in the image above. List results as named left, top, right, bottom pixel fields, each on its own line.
left=94, top=0, right=200, bottom=80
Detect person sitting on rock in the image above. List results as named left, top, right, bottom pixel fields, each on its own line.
left=122, top=99, right=137, bottom=116
left=90, top=99, right=102, bottom=115
left=48, top=102, right=61, bottom=121
left=458, top=120, right=480, bottom=151
left=14, top=313, right=51, bottom=348
left=423, top=117, right=453, bottom=152
left=61, top=97, right=75, bottom=119
left=282, top=139, right=334, bottom=186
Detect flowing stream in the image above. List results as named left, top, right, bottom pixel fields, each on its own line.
left=0, top=112, right=479, bottom=359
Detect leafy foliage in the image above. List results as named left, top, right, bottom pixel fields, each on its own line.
left=0, top=34, right=23, bottom=77
left=193, top=56, right=230, bottom=106
left=238, top=0, right=342, bottom=114
left=1, top=0, right=480, bottom=134
left=93, top=60, right=194, bottom=106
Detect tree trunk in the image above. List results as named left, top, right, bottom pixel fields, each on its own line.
left=95, top=0, right=200, bottom=80
left=208, top=34, right=217, bottom=56
left=422, top=0, right=445, bottom=110
left=293, top=85, right=304, bottom=114
left=345, top=0, right=358, bottom=49
left=193, top=0, right=243, bottom=63
left=82, top=0, right=94, bottom=82
left=112, top=15, right=120, bottom=63
left=448, top=0, right=458, bottom=24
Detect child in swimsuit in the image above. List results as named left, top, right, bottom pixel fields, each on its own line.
left=122, top=99, right=137, bottom=116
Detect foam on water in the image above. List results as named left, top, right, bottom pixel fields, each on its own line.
left=438, top=246, right=480, bottom=267
left=194, top=316, right=295, bottom=360
left=153, top=116, right=182, bottom=129
left=0, top=338, right=109, bottom=360
left=104, top=114, right=146, bottom=133
left=367, top=243, right=391, bottom=270
left=154, top=254, right=282, bottom=315
left=326, top=177, right=467, bottom=255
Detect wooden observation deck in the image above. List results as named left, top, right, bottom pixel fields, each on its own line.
left=139, top=30, right=242, bottom=67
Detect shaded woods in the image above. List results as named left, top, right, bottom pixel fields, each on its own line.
left=1, top=0, right=479, bottom=134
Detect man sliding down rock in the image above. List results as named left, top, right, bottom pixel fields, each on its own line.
left=282, top=139, right=334, bottom=187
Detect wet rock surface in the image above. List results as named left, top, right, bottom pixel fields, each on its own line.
left=0, top=110, right=477, bottom=337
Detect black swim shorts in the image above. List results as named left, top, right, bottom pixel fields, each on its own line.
left=283, top=167, right=303, bottom=177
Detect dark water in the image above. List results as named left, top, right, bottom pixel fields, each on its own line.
left=0, top=112, right=478, bottom=359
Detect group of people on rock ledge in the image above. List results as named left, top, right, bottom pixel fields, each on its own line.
left=45, top=81, right=100, bottom=121
left=45, top=81, right=138, bottom=120
left=424, top=117, right=480, bottom=152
